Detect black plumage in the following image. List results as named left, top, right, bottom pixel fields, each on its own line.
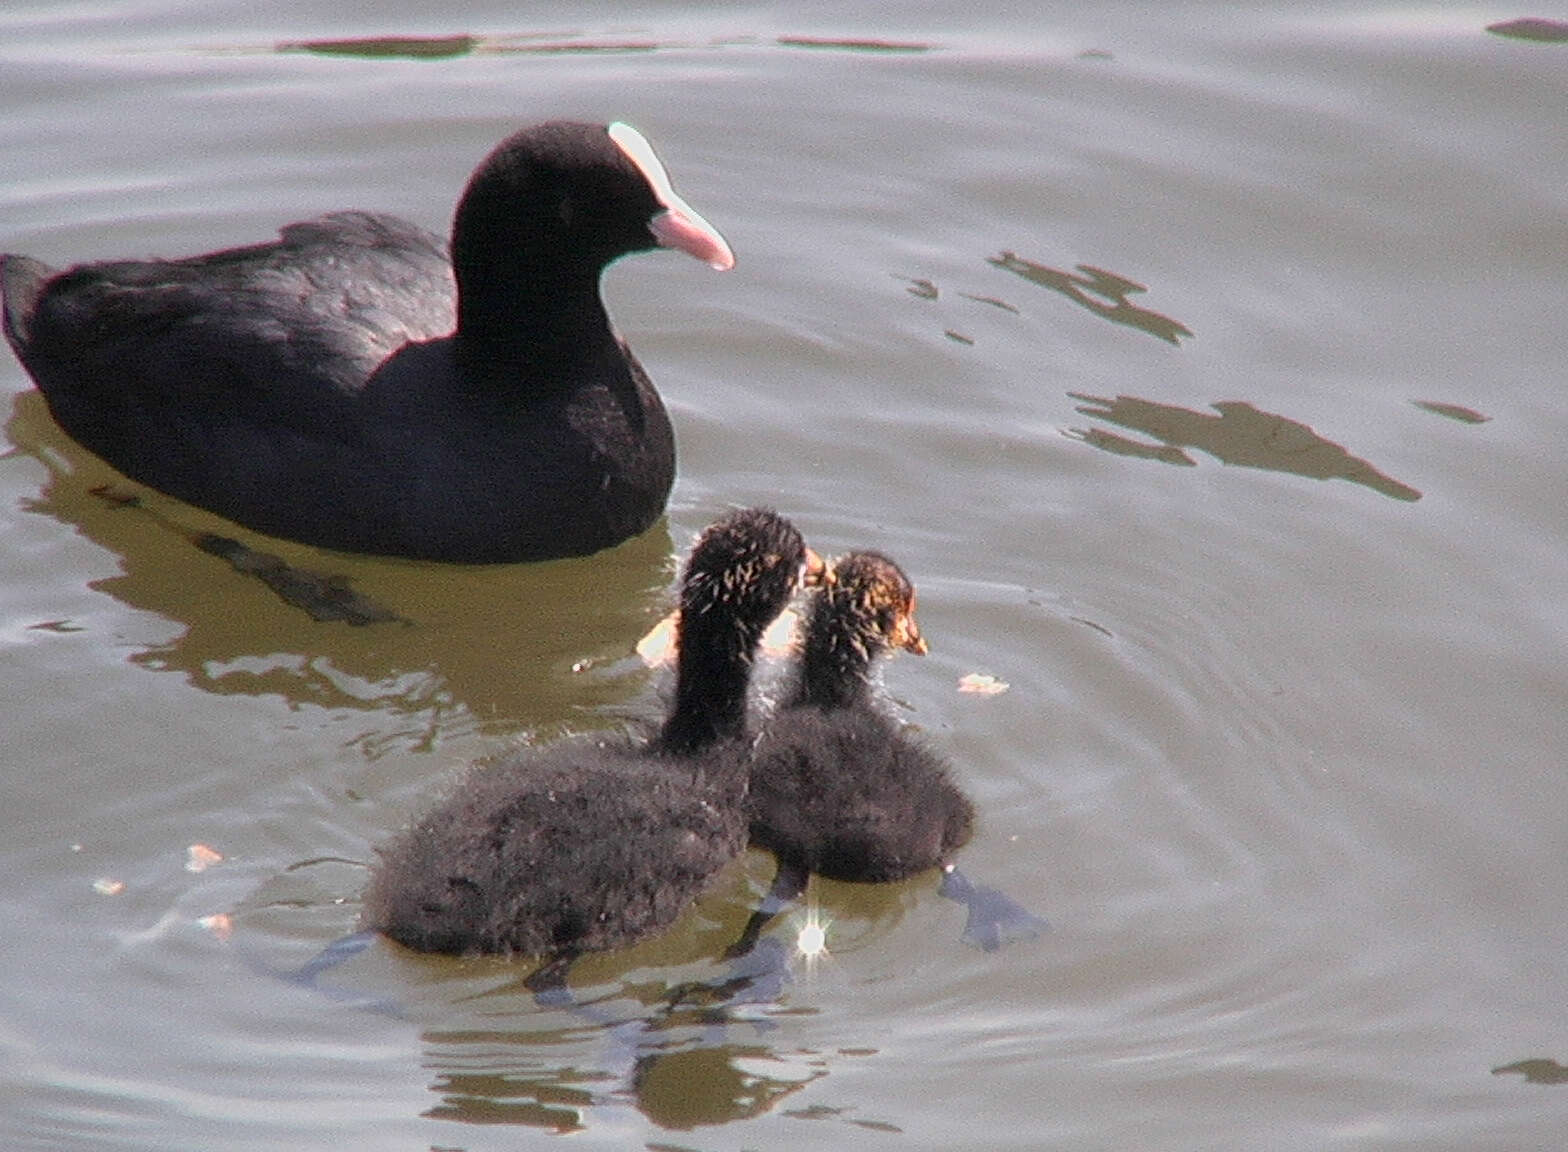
left=1, top=121, right=732, bottom=562
left=748, top=550, right=973, bottom=884
left=361, top=508, right=813, bottom=981
left=731, top=551, right=1045, bottom=959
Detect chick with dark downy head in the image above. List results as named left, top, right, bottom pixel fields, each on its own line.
left=735, top=550, right=1045, bottom=957
left=361, top=507, right=818, bottom=988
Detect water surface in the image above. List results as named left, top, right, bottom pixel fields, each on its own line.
left=3, top=3, right=1566, bottom=1149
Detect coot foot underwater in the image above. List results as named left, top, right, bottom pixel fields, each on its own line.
left=1, top=121, right=732, bottom=562
left=937, top=865, right=1048, bottom=952
left=361, top=508, right=821, bottom=988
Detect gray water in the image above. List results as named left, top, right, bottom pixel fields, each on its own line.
left=3, top=3, right=1566, bottom=1149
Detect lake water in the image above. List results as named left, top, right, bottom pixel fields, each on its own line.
left=3, top=2, right=1566, bottom=1149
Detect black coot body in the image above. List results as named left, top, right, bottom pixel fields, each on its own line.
left=747, top=551, right=974, bottom=883
left=0, top=121, right=732, bottom=562
left=361, top=508, right=814, bottom=971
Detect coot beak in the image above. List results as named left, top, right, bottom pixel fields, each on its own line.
left=648, top=207, right=734, bottom=271
left=608, top=122, right=735, bottom=271
left=801, top=548, right=828, bottom=588
left=898, top=620, right=928, bottom=656
left=895, top=602, right=928, bottom=655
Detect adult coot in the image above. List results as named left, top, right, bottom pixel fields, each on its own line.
left=0, top=121, right=732, bottom=562
left=735, top=551, right=1046, bottom=956
left=362, top=507, right=820, bottom=988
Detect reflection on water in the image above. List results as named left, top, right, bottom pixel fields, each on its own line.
left=1066, top=425, right=1198, bottom=467
left=1412, top=399, right=1491, bottom=425
left=191, top=533, right=406, bottom=626
left=276, top=32, right=933, bottom=61
left=989, top=252, right=1195, bottom=345
left=87, top=482, right=407, bottom=625
left=632, top=1043, right=819, bottom=1130
left=278, top=35, right=480, bottom=60
left=417, top=941, right=854, bottom=1136
left=6, top=389, right=677, bottom=734
left=1068, top=392, right=1423, bottom=501
left=1485, top=18, right=1568, bottom=43
left=1492, top=1058, right=1568, bottom=1086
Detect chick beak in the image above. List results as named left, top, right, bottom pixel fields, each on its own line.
left=801, top=548, right=828, bottom=588
left=897, top=613, right=929, bottom=656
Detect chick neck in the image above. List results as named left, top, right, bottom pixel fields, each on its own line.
left=655, top=608, right=764, bottom=756
left=793, top=596, right=883, bottom=711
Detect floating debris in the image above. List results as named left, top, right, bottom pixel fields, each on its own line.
left=944, top=330, right=975, bottom=345
left=197, top=913, right=234, bottom=942
left=186, top=844, right=224, bottom=873
left=93, top=877, right=126, bottom=896
left=958, top=673, right=1009, bottom=696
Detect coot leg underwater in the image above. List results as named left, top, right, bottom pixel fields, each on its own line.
left=724, top=859, right=809, bottom=960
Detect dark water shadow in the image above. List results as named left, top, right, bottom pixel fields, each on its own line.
left=1485, top=18, right=1568, bottom=43
left=278, top=35, right=480, bottom=59
left=274, top=32, right=932, bottom=61
left=1412, top=399, right=1491, bottom=425
left=1492, top=1057, right=1568, bottom=1085
left=989, top=252, right=1194, bottom=345
left=5, top=389, right=676, bottom=733
left=1068, top=392, right=1422, bottom=502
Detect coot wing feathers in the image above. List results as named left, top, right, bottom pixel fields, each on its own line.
left=9, top=211, right=453, bottom=412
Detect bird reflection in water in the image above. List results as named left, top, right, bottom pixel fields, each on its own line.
left=416, top=936, right=899, bottom=1136
left=1067, top=393, right=1422, bottom=501
left=988, top=251, right=1195, bottom=345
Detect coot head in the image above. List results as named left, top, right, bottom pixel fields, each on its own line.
left=452, top=122, right=731, bottom=353
left=657, top=507, right=823, bottom=755
left=795, top=550, right=925, bottom=710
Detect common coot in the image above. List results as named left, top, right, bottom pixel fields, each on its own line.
left=361, top=507, right=820, bottom=988
left=735, top=550, right=1046, bottom=956
left=0, top=121, right=732, bottom=562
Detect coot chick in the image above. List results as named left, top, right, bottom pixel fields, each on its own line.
left=1, top=121, right=732, bottom=562
left=361, top=508, right=818, bottom=987
left=748, top=552, right=968, bottom=879
left=735, top=551, right=1045, bottom=956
